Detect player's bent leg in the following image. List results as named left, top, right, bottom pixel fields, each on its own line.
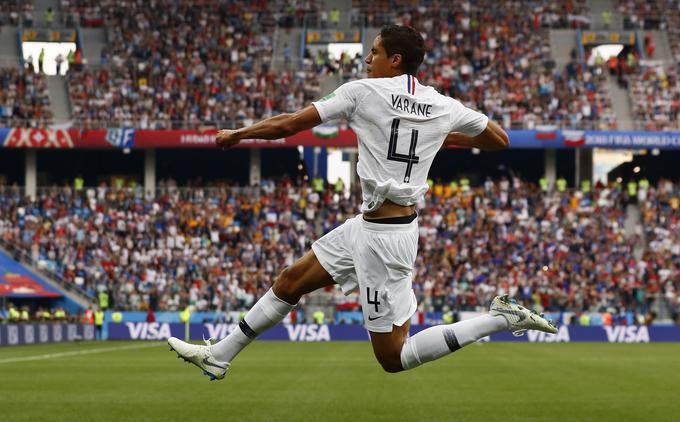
left=398, top=314, right=508, bottom=371
left=394, top=295, right=559, bottom=371
left=369, top=315, right=507, bottom=373
left=168, top=249, right=336, bottom=380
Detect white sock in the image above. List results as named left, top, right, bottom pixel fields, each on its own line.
left=210, top=288, right=295, bottom=362
left=400, top=315, right=508, bottom=370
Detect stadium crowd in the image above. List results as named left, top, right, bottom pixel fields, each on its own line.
left=352, top=0, right=591, bottom=30
left=0, top=0, right=34, bottom=27
left=0, top=67, right=53, bottom=128
left=53, top=0, right=620, bottom=130
left=639, top=178, right=680, bottom=317
left=0, top=177, right=677, bottom=322
left=59, top=0, right=322, bottom=28
left=10, top=1, right=680, bottom=131
left=362, top=0, right=616, bottom=129
left=627, top=62, right=680, bottom=131
left=414, top=177, right=679, bottom=322
left=0, top=0, right=635, bottom=130
left=618, top=0, right=666, bottom=30
left=610, top=1, right=680, bottom=130
left=64, top=0, right=327, bottom=129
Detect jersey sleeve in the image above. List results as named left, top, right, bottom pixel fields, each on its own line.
left=447, top=98, right=489, bottom=137
left=312, top=80, right=364, bottom=122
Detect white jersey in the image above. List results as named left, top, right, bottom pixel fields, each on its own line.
left=312, top=74, right=488, bottom=213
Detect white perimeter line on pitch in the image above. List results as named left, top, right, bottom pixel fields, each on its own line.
left=0, top=343, right=160, bottom=364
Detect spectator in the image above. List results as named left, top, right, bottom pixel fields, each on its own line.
left=46, top=7, right=54, bottom=27
left=283, top=43, right=291, bottom=68
left=602, top=10, right=612, bottom=29
left=38, top=48, right=45, bottom=73
left=94, top=306, right=104, bottom=339
left=320, top=9, right=328, bottom=28
left=25, top=54, right=35, bottom=73
left=330, top=7, right=340, bottom=27
left=55, top=53, right=64, bottom=75
left=146, top=307, right=156, bottom=323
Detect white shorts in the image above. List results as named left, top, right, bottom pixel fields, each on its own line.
left=311, top=214, right=418, bottom=333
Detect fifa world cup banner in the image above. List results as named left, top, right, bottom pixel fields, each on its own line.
left=0, top=323, right=96, bottom=347
left=4, top=128, right=680, bottom=150
left=108, top=323, right=680, bottom=343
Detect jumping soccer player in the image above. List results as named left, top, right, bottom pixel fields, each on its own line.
left=168, top=25, right=557, bottom=380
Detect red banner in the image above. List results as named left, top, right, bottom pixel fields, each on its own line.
left=132, top=129, right=358, bottom=148
left=0, top=128, right=358, bottom=149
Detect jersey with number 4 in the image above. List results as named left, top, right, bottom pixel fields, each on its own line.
left=312, top=74, right=488, bottom=213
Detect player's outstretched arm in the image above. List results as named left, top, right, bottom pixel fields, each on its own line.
left=216, top=105, right=322, bottom=149
left=443, top=119, right=509, bottom=151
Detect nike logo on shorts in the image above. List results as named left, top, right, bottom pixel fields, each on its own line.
left=367, top=315, right=382, bottom=321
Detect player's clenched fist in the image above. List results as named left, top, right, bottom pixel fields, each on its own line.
left=216, top=129, right=240, bottom=149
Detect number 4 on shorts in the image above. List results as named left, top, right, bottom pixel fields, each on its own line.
left=366, top=287, right=380, bottom=313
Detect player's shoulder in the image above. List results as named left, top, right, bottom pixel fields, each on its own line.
left=329, top=79, right=367, bottom=98
left=414, top=82, right=455, bottom=107
left=342, top=76, right=406, bottom=90
left=339, top=78, right=377, bottom=92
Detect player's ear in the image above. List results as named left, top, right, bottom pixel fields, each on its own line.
left=390, top=53, right=403, bottom=70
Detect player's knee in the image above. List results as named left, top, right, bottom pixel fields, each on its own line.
left=375, top=350, right=405, bottom=373
left=273, top=267, right=301, bottom=301
left=377, top=356, right=404, bottom=373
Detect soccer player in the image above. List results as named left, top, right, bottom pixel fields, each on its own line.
left=168, top=25, right=557, bottom=380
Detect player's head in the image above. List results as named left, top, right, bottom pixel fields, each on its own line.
left=365, top=25, right=425, bottom=78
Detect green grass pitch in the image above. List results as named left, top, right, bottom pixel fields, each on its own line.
left=1, top=341, right=679, bottom=422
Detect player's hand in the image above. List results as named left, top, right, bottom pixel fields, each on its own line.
left=216, top=129, right=240, bottom=149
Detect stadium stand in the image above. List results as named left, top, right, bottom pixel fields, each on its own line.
left=0, top=0, right=33, bottom=27
left=10, top=1, right=680, bottom=131
left=628, top=62, right=680, bottom=131
left=0, top=0, right=678, bottom=328
left=0, top=67, right=53, bottom=128
left=53, top=0, right=620, bottom=130
left=60, top=0, right=322, bottom=28
left=0, top=179, right=677, bottom=319
left=617, top=0, right=665, bottom=30
left=614, top=2, right=680, bottom=130
left=352, top=0, right=591, bottom=30
left=63, top=0, right=329, bottom=129
left=352, top=0, right=615, bottom=129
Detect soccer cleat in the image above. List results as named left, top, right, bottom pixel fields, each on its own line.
left=167, top=336, right=230, bottom=381
left=490, top=294, right=558, bottom=336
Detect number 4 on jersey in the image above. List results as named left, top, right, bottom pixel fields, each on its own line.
left=387, top=118, right=420, bottom=183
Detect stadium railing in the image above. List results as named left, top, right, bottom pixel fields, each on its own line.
left=29, top=185, right=259, bottom=198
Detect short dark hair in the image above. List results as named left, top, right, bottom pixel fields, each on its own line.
left=379, top=25, right=425, bottom=76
